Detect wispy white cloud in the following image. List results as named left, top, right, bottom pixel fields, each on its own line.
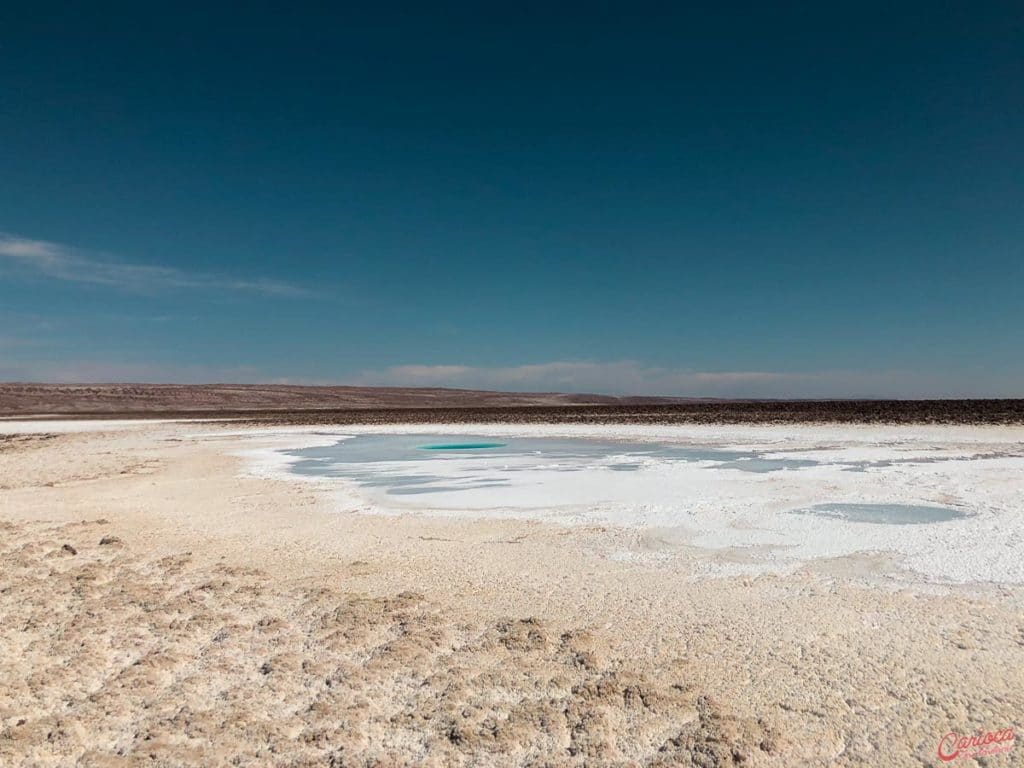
left=351, top=360, right=799, bottom=395
left=0, top=233, right=309, bottom=297
left=349, top=360, right=1011, bottom=398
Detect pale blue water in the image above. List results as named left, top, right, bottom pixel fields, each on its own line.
left=795, top=503, right=968, bottom=525
left=283, top=435, right=975, bottom=527
left=419, top=442, right=507, bottom=450
left=285, top=433, right=818, bottom=497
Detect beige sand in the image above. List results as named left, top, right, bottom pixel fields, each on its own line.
left=1, top=422, right=1021, bottom=767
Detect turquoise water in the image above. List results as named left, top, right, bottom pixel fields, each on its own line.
left=418, top=442, right=507, bottom=450
left=282, top=436, right=975, bottom=529
left=285, top=433, right=824, bottom=497
left=795, top=503, right=968, bottom=525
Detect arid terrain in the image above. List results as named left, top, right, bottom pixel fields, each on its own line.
left=1, top=419, right=1022, bottom=766
left=1, top=517, right=780, bottom=767
left=0, top=383, right=685, bottom=415
left=2, top=383, right=1023, bottom=425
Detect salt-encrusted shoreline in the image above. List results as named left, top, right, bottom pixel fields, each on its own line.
left=1, top=419, right=1022, bottom=766
left=223, top=422, right=1024, bottom=585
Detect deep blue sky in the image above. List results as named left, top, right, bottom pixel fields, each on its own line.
left=2, top=3, right=1022, bottom=396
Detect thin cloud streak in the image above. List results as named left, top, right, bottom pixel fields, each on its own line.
left=0, top=233, right=309, bottom=297
left=353, top=361, right=797, bottom=395
left=350, top=360, right=1015, bottom=398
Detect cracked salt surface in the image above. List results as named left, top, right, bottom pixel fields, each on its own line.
left=243, top=423, right=1024, bottom=585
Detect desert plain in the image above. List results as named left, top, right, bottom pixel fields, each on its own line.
left=1, top=408, right=1022, bottom=767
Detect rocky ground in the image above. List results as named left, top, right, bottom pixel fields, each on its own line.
left=0, top=518, right=776, bottom=767
left=2, top=383, right=1022, bottom=424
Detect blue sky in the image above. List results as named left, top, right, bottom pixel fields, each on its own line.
left=1, top=3, right=1022, bottom=396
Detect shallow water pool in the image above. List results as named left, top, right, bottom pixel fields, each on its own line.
left=795, top=502, right=969, bottom=525
left=262, top=428, right=1024, bottom=584
left=286, top=433, right=816, bottom=498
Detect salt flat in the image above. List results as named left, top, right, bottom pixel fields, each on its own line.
left=236, top=422, right=1024, bottom=584
left=2, top=419, right=1022, bottom=766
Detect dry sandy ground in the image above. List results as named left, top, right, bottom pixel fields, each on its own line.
left=1, top=422, right=1022, bottom=767
left=0, top=383, right=668, bottom=414
left=4, top=383, right=1022, bottom=423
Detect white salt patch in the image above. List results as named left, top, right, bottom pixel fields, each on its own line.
left=0, top=418, right=229, bottom=434
left=226, top=423, right=1024, bottom=585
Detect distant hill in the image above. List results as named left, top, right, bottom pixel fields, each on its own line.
left=0, top=383, right=701, bottom=415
